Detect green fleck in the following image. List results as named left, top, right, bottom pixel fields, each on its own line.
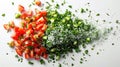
left=86, top=37, right=91, bottom=42
left=112, top=43, right=114, bottom=45
left=2, top=13, right=5, bottom=17
left=68, top=5, right=72, bottom=8
left=97, top=52, right=99, bottom=55
left=28, top=61, right=34, bottom=65
left=27, top=46, right=33, bottom=50
left=12, top=2, right=14, bottom=5
left=85, top=50, right=89, bottom=54
left=96, top=13, right=100, bottom=16
left=81, top=8, right=85, bottom=13
left=55, top=4, right=60, bottom=9
left=15, top=55, right=19, bottom=58
left=71, top=57, right=75, bottom=61
left=71, top=63, right=74, bottom=66
left=61, top=0, right=66, bottom=6
left=56, top=55, right=60, bottom=60
left=80, top=61, right=83, bottom=64
left=59, top=63, right=62, bottom=67
left=15, top=13, right=21, bottom=18
left=51, top=0, right=54, bottom=2
left=40, top=59, right=45, bottom=64
left=29, top=4, right=32, bottom=7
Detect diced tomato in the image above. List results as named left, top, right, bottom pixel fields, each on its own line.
left=24, top=53, right=30, bottom=59
left=24, top=48, right=30, bottom=54
left=34, top=48, right=41, bottom=55
left=35, top=24, right=44, bottom=31
left=9, top=21, right=15, bottom=28
left=11, top=33, right=19, bottom=40
left=18, top=5, right=25, bottom=13
left=34, top=54, right=40, bottom=60
left=15, top=48, right=23, bottom=56
left=4, top=4, right=48, bottom=60
left=40, top=46, right=46, bottom=53
left=38, top=31, right=44, bottom=37
left=26, top=10, right=33, bottom=17
left=36, top=17, right=46, bottom=24
left=20, top=12, right=28, bottom=19
left=35, top=14, right=42, bottom=21
left=43, top=54, right=48, bottom=59
left=41, top=24, right=47, bottom=31
left=3, top=24, right=11, bottom=31
left=35, top=0, right=41, bottom=6
left=35, top=9, right=41, bottom=14
left=41, top=11, right=47, bottom=16
left=30, top=50, right=34, bottom=58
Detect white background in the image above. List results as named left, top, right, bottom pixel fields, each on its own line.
left=0, top=0, right=120, bottom=67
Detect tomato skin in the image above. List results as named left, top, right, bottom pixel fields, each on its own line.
left=34, top=48, right=41, bottom=55
left=36, top=17, right=46, bottom=24
left=41, top=11, right=47, bottom=16
left=3, top=24, right=11, bottom=31
left=9, top=21, right=15, bottom=28
left=18, top=5, right=25, bottom=13
left=15, top=48, right=23, bottom=56
left=26, top=10, right=33, bottom=17
left=35, top=24, right=44, bottom=31
left=11, top=33, right=19, bottom=40
left=41, top=24, right=47, bottom=32
left=43, top=54, right=48, bottom=59
left=30, top=50, right=34, bottom=58
left=25, top=53, right=30, bottom=59
left=35, top=0, right=41, bottom=6
left=40, top=46, right=46, bottom=53
left=38, top=31, right=44, bottom=37
left=34, top=54, right=40, bottom=60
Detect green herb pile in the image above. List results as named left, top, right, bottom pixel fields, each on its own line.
left=42, top=5, right=100, bottom=60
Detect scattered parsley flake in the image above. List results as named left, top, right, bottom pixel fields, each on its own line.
left=28, top=61, right=34, bottom=65
left=96, top=13, right=100, bottom=16
left=40, top=59, right=45, bottom=64
left=1, top=13, right=5, bottom=17
left=12, top=2, right=14, bottom=5
left=68, top=5, right=72, bottom=8
left=59, top=63, right=62, bottom=67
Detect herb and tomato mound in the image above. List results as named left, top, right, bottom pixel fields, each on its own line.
left=3, top=1, right=100, bottom=62
left=4, top=5, right=48, bottom=60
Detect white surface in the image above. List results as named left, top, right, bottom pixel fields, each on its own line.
left=0, top=0, right=120, bottom=67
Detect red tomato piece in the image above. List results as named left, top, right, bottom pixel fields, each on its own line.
left=15, top=48, right=23, bottom=56
left=34, top=54, right=40, bottom=60
left=35, top=24, right=44, bottom=31
left=9, top=21, right=15, bottom=28
left=11, top=33, right=19, bottom=40
left=35, top=0, right=42, bottom=6
left=38, top=31, right=44, bottom=37
left=3, top=24, right=11, bottom=31
left=43, top=53, right=48, bottom=59
left=41, top=11, right=47, bottom=16
left=34, top=48, right=41, bottom=55
left=30, top=50, right=34, bottom=58
left=41, top=24, right=47, bottom=31
left=36, top=17, right=46, bottom=24
left=24, top=53, right=30, bottom=59
left=18, top=5, right=25, bottom=13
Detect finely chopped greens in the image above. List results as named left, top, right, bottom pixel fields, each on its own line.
left=42, top=7, right=100, bottom=60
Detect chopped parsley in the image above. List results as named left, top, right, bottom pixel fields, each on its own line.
left=40, top=59, right=45, bottom=64
left=1, top=13, right=5, bottom=17
left=12, top=2, right=14, bottom=5
left=28, top=61, right=34, bottom=65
